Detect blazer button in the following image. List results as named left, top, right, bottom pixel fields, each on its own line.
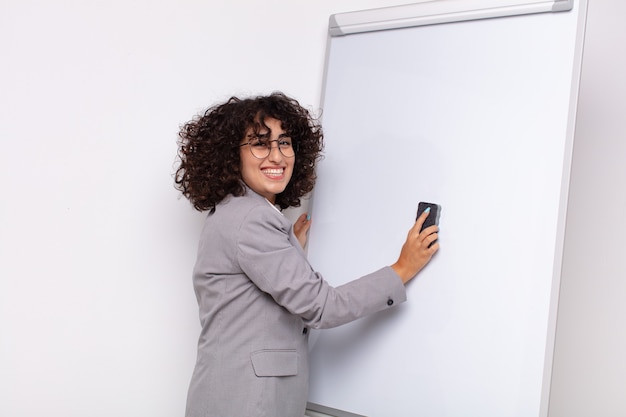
left=387, top=298, right=394, bottom=306
left=303, top=327, right=308, bottom=335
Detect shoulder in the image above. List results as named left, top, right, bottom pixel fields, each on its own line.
left=216, top=192, right=265, bottom=214
left=213, top=190, right=289, bottom=231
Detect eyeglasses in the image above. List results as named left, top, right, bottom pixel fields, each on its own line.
left=239, top=138, right=296, bottom=159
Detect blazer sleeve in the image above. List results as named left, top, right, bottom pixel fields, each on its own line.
left=235, top=203, right=407, bottom=329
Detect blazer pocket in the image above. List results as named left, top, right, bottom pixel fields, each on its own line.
left=250, top=349, right=298, bottom=377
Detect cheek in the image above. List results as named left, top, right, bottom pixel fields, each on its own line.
left=239, top=152, right=252, bottom=177
left=239, top=164, right=251, bottom=184
left=239, top=154, right=262, bottom=189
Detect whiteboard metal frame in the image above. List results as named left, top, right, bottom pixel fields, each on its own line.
left=329, top=0, right=573, bottom=36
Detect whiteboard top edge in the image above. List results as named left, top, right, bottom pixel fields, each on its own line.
left=328, top=0, right=574, bottom=36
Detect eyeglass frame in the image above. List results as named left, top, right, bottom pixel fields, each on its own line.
left=238, top=137, right=297, bottom=159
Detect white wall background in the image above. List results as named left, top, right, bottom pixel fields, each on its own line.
left=548, top=0, right=626, bottom=415
left=0, top=1, right=410, bottom=416
left=3, top=1, right=625, bottom=416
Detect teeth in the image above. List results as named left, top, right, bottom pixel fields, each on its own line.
left=262, top=168, right=283, bottom=176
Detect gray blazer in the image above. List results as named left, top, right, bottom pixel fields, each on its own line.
left=185, top=188, right=406, bottom=417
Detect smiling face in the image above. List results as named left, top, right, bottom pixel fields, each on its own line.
left=239, top=117, right=295, bottom=204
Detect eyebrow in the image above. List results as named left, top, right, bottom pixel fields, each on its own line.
left=253, top=131, right=291, bottom=140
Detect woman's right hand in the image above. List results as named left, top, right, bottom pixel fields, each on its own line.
left=391, top=209, right=439, bottom=284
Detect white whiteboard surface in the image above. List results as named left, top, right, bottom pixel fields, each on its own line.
left=307, top=3, right=583, bottom=416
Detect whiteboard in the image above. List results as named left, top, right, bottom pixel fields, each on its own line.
left=306, top=2, right=584, bottom=416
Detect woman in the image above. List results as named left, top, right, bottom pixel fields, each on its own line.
left=175, top=92, right=439, bottom=417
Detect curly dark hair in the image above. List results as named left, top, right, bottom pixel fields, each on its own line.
left=175, top=92, right=324, bottom=212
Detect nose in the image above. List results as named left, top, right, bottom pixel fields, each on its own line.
left=267, top=140, right=283, bottom=162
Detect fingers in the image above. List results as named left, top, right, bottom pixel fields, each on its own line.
left=421, top=230, right=439, bottom=251
left=393, top=207, right=440, bottom=283
left=420, top=225, right=439, bottom=239
left=294, top=213, right=311, bottom=230
left=293, top=213, right=312, bottom=249
left=414, top=208, right=430, bottom=232
left=409, top=222, right=438, bottom=245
